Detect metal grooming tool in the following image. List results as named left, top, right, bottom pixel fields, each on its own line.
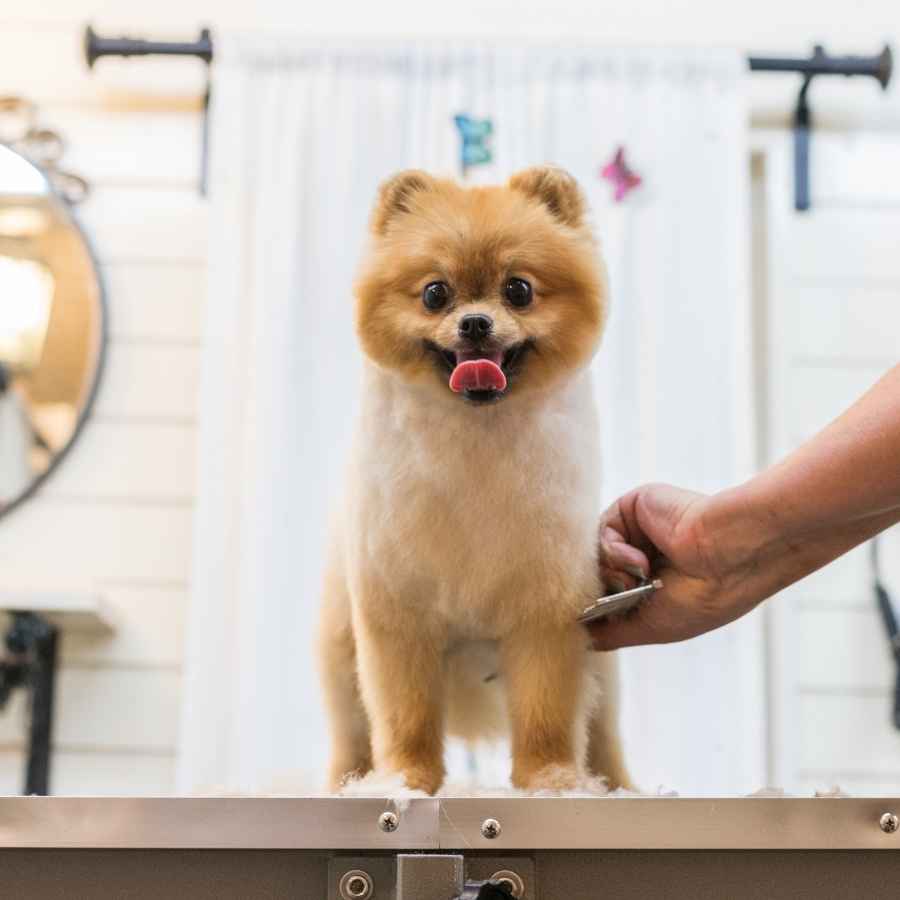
left=578, top=578, right=663, bottom=624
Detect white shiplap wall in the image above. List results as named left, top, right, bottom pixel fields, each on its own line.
left=0, top=21, right=206, bottom=794
left=763, top=133, right=900, bottom=795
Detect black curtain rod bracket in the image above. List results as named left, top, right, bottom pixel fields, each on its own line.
left=84, top=25, right=213, bottom=193
left=84, top=25, right=213, bottom=67
left=751, top=44, right=893, bottom=211
left=82, top=27, right=893, bottom=209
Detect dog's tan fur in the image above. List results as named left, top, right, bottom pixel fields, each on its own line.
left=318, top=167, right=631, bottom=794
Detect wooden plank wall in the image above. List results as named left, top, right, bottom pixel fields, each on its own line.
left=0, top=16, right=206, bottom=794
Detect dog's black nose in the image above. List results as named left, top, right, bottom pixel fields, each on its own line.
left=458, top=314, right=493, bottom=341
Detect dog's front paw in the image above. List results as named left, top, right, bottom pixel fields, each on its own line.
left=400, top=765, right=445, bottom=796
left=512, top=762, right=580, bottom=793
left=329, top=762, right=373, bottom=793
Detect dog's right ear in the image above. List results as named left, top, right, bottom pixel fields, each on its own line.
left=371, top=170, right=434, bottom=235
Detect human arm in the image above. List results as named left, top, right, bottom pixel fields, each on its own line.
left=591, top=363, right=900, bottom=650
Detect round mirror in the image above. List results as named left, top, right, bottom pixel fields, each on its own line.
left=0, top=143, right=105, bottom=517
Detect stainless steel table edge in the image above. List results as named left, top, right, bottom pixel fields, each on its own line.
left=0, top=797, right=898, bottom=850
left=437, top=797, right=900, bottom=850
left=0, top=797, right=438, bottom=849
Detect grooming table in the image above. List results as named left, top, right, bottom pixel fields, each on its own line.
left=1, top=797, right=899, bottom=899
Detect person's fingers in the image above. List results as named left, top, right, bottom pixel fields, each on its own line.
left=600, top=488, right=652, bottom=552
left=598, top=501, right=629, bottom=539
left=599, top=526, right=651, bottom=575
left=600, top=490, right=657, bottom=558
left=603, top=544, right=650, bottom=580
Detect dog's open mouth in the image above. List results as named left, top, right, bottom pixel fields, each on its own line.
left=425, top=340, right=533, bottom=404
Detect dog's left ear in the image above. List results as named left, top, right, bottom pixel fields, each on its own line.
left=508, top=166, right=585, bottom=227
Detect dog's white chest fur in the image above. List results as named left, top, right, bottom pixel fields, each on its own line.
left=343, top=365, right=603, bottom=634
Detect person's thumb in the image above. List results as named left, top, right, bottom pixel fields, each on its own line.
left=587, top=599, right=664, bottom=650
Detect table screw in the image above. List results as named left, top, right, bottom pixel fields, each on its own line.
left=339, top=869, right=374, bottom=900
left=880, top=812, right=899, bottom=834
left=481, top=817, right=502, bottom=839
left=378, top=810, right=399, bottom=833
left=490, top=869, right=525, bottom=897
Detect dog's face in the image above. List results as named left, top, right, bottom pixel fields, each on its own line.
left=355, top=167, right=607, bottom=405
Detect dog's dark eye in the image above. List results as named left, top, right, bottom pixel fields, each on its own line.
left=505, top=277, right=532, bottom=308
left=422, top=281, right=451, bottom=310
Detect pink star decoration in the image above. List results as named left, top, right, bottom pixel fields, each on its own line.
left=600, top=146, right=642, bottom=202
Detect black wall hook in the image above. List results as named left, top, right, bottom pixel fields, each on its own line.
left=871, top=538, right=900, bottom=732
left=84, top=24, right=214, bottom=194
left=751, top=44, right=894, bottom=211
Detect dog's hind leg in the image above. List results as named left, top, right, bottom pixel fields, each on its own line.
left=318, top=565, right=373, bottom=791
left=585, top=652, right=634, bottom=791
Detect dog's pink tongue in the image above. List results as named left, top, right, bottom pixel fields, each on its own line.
left=449, top=353, right=507, bottom=393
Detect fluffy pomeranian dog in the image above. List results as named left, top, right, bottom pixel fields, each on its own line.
left=318, top=166, right=630, bottom=794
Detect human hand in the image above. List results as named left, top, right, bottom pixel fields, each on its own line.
left=592, top=483, right=764, bottom=650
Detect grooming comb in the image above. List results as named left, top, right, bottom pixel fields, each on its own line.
left=578, top=578, right=663, bottom=625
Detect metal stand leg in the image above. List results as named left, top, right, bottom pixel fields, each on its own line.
left=24, top=621, right=58, bottom=795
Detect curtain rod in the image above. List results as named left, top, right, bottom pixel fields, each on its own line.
left=84, top=26, right=893, bottom=82
left=82, top=25, right=894, bottom=209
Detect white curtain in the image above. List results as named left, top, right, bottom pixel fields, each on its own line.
left=178, top=38, right=754, bottom=795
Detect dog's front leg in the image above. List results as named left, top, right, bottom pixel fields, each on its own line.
left=354, top=602, right=446, bottom=794
left=502, top=623, right=588, bottom=791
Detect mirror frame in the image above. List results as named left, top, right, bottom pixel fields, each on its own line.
left=0, top=147, right=108, bottom=521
